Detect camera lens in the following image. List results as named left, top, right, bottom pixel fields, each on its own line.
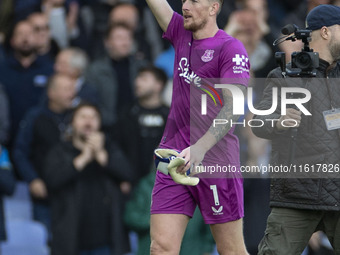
left=295, top=52, right=312, bottom=69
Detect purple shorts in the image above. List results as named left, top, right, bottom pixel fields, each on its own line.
left=151, top=170, right=244, bottom=224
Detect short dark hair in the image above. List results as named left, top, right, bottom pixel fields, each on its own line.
left=71, top=102, right=102, bottom=123
left=137, top=66, right=168, bottom=88
left=105, top=22, right=133, bottom=39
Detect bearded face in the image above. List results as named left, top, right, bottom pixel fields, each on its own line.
left=182, top=0, right=212, bottom=32
left=329, top=32, right=340, bottom=62
left=11, top=22, right=37, bottom=57
left=183, top=12, right=208, bottom=32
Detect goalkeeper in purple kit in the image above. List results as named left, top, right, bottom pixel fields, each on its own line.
left=146, top=0, right=250, bottom=254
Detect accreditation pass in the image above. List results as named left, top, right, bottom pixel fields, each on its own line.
left=323, top=108, right=340, bottom=130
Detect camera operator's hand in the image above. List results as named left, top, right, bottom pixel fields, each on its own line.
left=276, top=108, right=302, bottom=131
left=309, top=232, right=322, bottom=251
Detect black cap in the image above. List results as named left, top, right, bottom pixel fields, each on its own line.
left=306, top=4, right=340, bottom=31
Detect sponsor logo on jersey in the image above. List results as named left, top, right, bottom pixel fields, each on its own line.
left=178, top=57, right=222, bottom=108
left=232, top=54, right=250, bottom=74
left=138, top=114, right=164, bottom=127
left=178, top=57, right=201, bottom=85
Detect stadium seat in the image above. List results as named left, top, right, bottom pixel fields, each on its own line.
left=4, top=199, right=32, bottom=220
left=3, top=181, right=32, bottom=220
left=0, top=220, right=49, bottom=255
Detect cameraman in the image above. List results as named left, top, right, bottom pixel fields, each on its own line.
left=252, top=5, right=340, bottom=255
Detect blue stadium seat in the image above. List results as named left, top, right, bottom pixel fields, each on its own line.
left=3, top=181, right=32, bottom=220
left=4, top=199, right=32, bottom=221
left=10, top=182, right=30, bottom=201
left=1, top=246, right=49, bottom=255
left=0, top=220, right=49, bottom=255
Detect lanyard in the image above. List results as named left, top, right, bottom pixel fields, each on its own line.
left=325, top=76, right=336, bottom=110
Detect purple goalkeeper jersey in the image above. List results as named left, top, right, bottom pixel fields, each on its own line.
left=159, top=12, right=250, bottom=168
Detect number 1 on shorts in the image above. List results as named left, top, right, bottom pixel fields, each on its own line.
left=210, top=185, right=220, bottom=206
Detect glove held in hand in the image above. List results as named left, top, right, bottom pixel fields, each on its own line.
left=154, top=148, right=200, bottom=186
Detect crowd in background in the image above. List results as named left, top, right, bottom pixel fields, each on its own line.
left=0, top=0, right=338, bottom=254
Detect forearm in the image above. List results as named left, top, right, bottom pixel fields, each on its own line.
left=0, top=169, right=15, bottom=196
left=45, top=160, right=78, bottom=190
left=145, top=0, right=173, bottom=32
left=44, top=148, right=78, bottom=190
left=13, top=149, right=39, bottom=183
left=196, top=86, right=245, bottom=152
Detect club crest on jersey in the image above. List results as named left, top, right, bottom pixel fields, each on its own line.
left=201, top=50, right=214, bottom=62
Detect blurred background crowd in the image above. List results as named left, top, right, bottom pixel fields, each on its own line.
left=0, top=0, right=338, bottom=254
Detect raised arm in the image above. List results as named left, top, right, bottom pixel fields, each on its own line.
left=146, top=0, right=174, bottom=32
